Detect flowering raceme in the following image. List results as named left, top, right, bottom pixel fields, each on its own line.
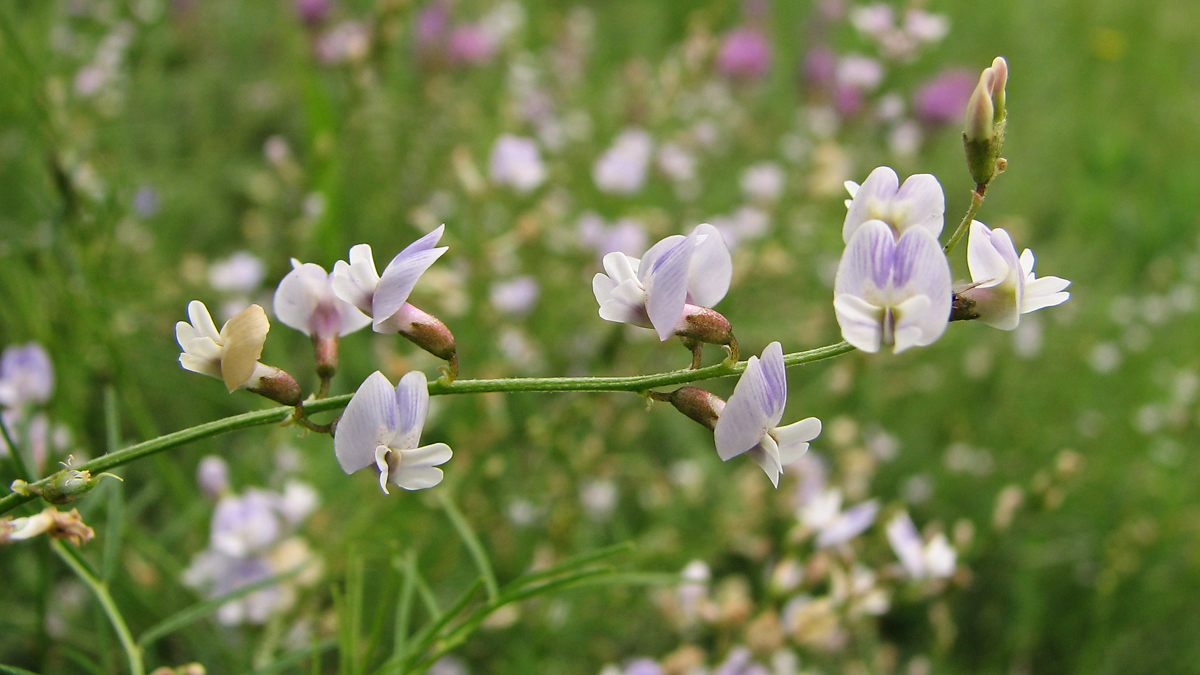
left=714, top=342, right=822, bottom=487
left=592, top=224, right=736, bottom=359
left=957, top=221, right=1071, bottom=330
left=833, top=221, right=951, bottom=353
left=334, top=371, right=452, bottom=494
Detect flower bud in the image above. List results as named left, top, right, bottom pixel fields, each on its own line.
left=964, top=69, right=995, bottom=144
left=245, top=366, right=303, bottom=406
left=12, top=457, right=122, bottom=506
left=663, top=387, right=726, bottom=431
left=0, top=507, right=94, bottom=547
left=989, top=56, right=1007, bottom=123
left=962, top=57, right=1008, bottom=188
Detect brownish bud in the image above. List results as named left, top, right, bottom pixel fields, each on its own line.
left=397, top=304, right=457, bottom=363
left=674, top=305, right=734, bottom=347
left=247, top=366, right=303, bottom=406
left=664, top=387, right=726, bottom=431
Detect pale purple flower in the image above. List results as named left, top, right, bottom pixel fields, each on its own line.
left=715, top=26, right=771, bottom=79
left=620, top=659, right=662, bottom=675
left=183, top=551, right=281, bottom=625
left=331, top=227, right=448, bottom=333
left=886, top=511, right=956, bottom=579
left=274, top=260, right=371, bottom=339
left=712, top=206, right=769, bottom=250
left=294, top=0, right=330, bottom=26
left=833, top=220, right=951, bottom=353
left=714, top=342, right=822, bottom=488
left=315, top=20, right=370, bottom=64
left=413, top=0, right=449, bottom=54
left=489, top=135, right=546, bottom=193
left=903, top=9, right=950, bottom=43
left=842, top=166, right=945, bottom=241
left=0, top=343, right=54, bottom=408
left=210, top=251, right=266, bottom=294
left=803, top=45, right=837, bottom=89
left=849, top=3, right=894, bottom=39
left=657, top=143, right=697, bottom=182
left=197, top=455, right=230, bottom=497
left=799, top=488, right=880, bottom=547
left=592, top=224, right=731, bottom=340
left=333, top=371, right=452, bottom=493
left=739, top=162, right=785, bottom=203
left=914, top=69, right=975, bottom=126
left=836, top=54, right=884, bottom=91
left=133, top=185, right=159, bottom=218
left=713, top=646, right=769, bottom=675
left=447, top=24, right=496, bottom=65
left=210, top=489, right=283, bottom=557
left=959, top=221, right=1071, bottom=330
left=489, top=276, right=539, bottom=316
left=593, top=129, right=654, bottom=195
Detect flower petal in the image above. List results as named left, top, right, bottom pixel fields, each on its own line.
left=188, top=301, right=221, bottom=342
left=643, top=234, right=694, bottom=340
left=891, top=228, right=951, bottom=346
left=833, top=294, right=885, bottom=353
left=392, top=370, right=430, bottom=449
left=637, top=235, right=686, bottom=285
left=219, top=305, right=270, bottom=391
left=892, top=173, right=945, bottom=237
left=774, top=417, right=821, bottom=465
left=714, top=354, right=771, bottom=461
left=843, top=167, right=899, bottom=242
left=273, top=262, right=329, bottom=337
left=334, top=371, right=399, bottom=474
left=748, top=435, right=783, bottom=488
left=757, top=341, right=787, bottom=428
left=886, top=511, right=926, bottom=578
left=601, top=252, right=641, bottom=286
left=686, top=224, right=732, bottom=308
left=402, top=442, right=452, bottom=469
left=835, top=219, right=896, bottom=299
left=966, top=221, right=1015, bottom=290
left=816, top=499, right=879, bottom=548
left=391, top=466, right=445, bottom=491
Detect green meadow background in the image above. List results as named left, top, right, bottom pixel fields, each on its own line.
left=2, top=0, right=1199, bottom=673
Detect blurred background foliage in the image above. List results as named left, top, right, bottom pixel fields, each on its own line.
left=2, top=0, right=1200, bottom=673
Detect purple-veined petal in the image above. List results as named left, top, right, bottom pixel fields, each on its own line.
left=966, top=221, right=1017, bottom=290
left=644, top=234, right=694, bottom=340
left=686, top=224, right=732, bottom=308
left=886, top=511, right=926, bottom=578
left=891, top=173, right=945, bottom=237
left=774, top=417, right=821, bottom=465
left=383, top=224, right=446, bottom=267
left=891, top=227, right=951, bottom=346
left=843, top=167, right=899, bottom=242
left=714, top=353, right=772, bottom=461
left=372, top=247, right=448, bottom=330
left=835, top=220, right=897, bottom=299
left=392, top=370, right=430, bottom=450
left=637, top=235, right=686, bottom=285
left=334, top=371, right=399, bottom=474
left=758, top=342, right=787, bottom=427
left=833, top=294, right=886, bottom=353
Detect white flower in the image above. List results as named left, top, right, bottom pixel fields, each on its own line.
left=273, top=260, right=371, bottom=339
left=833, top=220, right=951, bottom=353
left=886, top=511, right=957, bottom=579
left=959, top=221, right=1071, bottom=330
left=176, top=301, right=275, bottom=392
left=334, top=371, right=452, bottom=494
left=799, top=488, right=881, bottom=548
left=713, top=342, right=822, bottom=488
left=842, top=166, right=945, bottom=242
left=740, top=162, right=785, bottom=203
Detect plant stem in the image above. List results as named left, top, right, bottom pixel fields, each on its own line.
left=943, top=182, right=988, bottom=255
left=52, top=541, right=145, bottom=675
left=0, top=341, right=854, bottom=516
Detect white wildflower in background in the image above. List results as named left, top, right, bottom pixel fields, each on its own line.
left=886, top=511, right=957, bottom=580
left=593, top=128, right=653, bottom=195
left=489, top=135, right=547, bottom=193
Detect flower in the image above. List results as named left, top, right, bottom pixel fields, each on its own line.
left=489, top=135, right=546, bottom=193
left=592, top=224, right=732, bottom=341
left=913, top=69, right=975, bottom=127
left=833, top=220, right=951, bottom=353
left=176, top=302, right=276, bottom=392
left=798, top=488, right=880, bottom=548
left=333, top=371, right=452, bottom=494
left=331, top=228, right=447, bottom=332
left=274, top=260, right=371, bottom=339
left=842, top=166, right=944, bottom=242
left=0, top=507, right=94, bottom=547
left=0, top=342, right=53, bottom=409
left=715, top=26, right=771, bottom=79
left=958, top=221, right=1071, bottom=329
left=886, top=511, right=956, bottom=579
left=593, top=129, right=654, bottom=195
left=713, top=342, right=822, bottom=488
left=209, top=251, right=266, bottom=294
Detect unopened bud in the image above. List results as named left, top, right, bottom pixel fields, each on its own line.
left=964, top=69, right=996, bottom=144
left=663, top=387, right=726, bottom=431
left=13, top=456, right=122, bottom=506
left=246, top=366, right=303, bottom=406
left=674, top=306, right=735, bottom=349
left=963, top=57, right=1009, bottom=188
left=989, top=56, right=1007, bottom=123
left=394, top=304, right=458, bottom=363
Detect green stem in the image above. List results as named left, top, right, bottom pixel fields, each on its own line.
left=52, top=541, right=145, bottom=675
left=943, top=183, right=988, bottom=255
left=0, top=341, right=854, bottom=516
